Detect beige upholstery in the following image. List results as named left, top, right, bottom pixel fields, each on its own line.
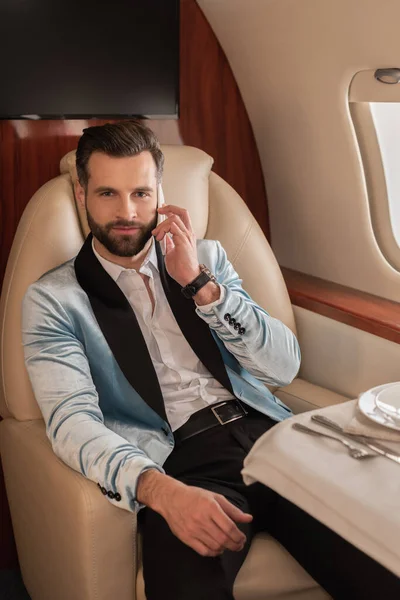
left=293, top=305, right=400, bottom=400
left=1, top=419, right=136, bottom=600
left=275, top=378, right=350, bottom=415
left=0, top=145, right=329, bottom=600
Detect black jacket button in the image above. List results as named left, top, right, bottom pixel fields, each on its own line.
left=229, top=317, right=236, bottom=325
left=239, top=327, right=246, bottom=335
left=224, top=313, right=231, bottom=321
left=234, top=323, right=241, bottom=331
left=101, top=486, right=107, bottom=495
left=114, top=493, right=122, bottom=502
left=107, top=491, right=115, bottom=499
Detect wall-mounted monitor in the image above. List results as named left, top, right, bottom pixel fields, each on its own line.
left=0, top=0, right=179, bottom=119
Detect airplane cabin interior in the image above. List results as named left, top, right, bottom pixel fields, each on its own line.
left=0, top=1, right=399, bottom=599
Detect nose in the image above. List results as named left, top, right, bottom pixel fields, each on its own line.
left=116, top=195, right=138, bottom=222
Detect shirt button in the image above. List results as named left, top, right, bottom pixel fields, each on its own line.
left=101, top=487, right=107, bottom=495
left=239, top=327, right=246, bottom=335
left=107, top=491, right=115, bottom=499
left=229, top=317, right=236, bottom=325
left=114, top=493, right=122, bottom=502
left=224, top=313, right=231, bottom=321
left=234, top=323, right=241, bottom=331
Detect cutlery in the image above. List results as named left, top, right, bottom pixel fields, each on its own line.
left=311, top=415, right=400, bottom=464
left=292, top=423, right=376, bottom=459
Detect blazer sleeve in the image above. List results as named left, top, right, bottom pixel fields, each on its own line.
left=22, top=283, right=164, bottom=514
left=195, top=241, right=301, bottom=387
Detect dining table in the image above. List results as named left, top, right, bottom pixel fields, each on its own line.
left=241, top=400, right=400, bottom=578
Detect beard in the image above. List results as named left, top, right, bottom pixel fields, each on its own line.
left=86, top=208, right=158, bottom=258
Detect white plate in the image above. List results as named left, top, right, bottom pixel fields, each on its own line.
left=358, top=383, right=400, bottom=432
left=375, top=384, right=400, bottom=418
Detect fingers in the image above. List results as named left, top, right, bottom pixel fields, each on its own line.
left=211, top=506, right=247, bottom=548
left=194, top=498, right=250, bottom=555
left=190, top=538, right=222, bottom=558
left=171, top=518, right=233, bottom=557
left=154, top=221, right=192, bottom=248
left=186, top=522, right=244, bottom=556
left=158, top=205, right=193, bottom=231
left=152, top=214, right=191, bottom=242
left=215, top=495, right=253, bottom=524
left=163, top=485, right=251, bottom=558
left=172, top=504, right=247, bottom=556
left=153, top=205, right=194, bottom=240
left=201, top=523, right=245, bottom=553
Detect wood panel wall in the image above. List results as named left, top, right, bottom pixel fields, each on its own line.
left=0, top=0, right=268, bottom=569
left=0, top=0, right=269, bottom=292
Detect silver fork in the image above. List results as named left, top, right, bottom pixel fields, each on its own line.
left=292, top=423, right=376, bottom=459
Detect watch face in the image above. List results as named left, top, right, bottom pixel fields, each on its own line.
left=182, top=284, right=197, bottom=298
left=181, top=269, right=212, bottom=298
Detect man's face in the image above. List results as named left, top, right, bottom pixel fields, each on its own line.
left=76, top=151, right=158, bottom=258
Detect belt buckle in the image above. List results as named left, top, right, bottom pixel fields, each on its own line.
left=211, top=400, right=247, bottom=425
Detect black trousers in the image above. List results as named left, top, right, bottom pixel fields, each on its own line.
left=140, top=407, right=400, bottom=600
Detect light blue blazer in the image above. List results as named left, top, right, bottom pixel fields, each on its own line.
left=22, top=236, right=300, bottom=513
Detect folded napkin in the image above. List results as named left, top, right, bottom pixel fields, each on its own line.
left=344, top=404, right=400, bottom=443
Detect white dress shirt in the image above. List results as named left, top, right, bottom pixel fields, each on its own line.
left=92, top=239, right=235, bottom=431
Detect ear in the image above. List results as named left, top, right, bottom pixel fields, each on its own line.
left=74, top=180, right=86, bottom=208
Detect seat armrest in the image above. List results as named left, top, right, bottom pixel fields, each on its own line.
left=0, top=418, right=137, bottom=600
left=276, top=378, right=350, bottom=414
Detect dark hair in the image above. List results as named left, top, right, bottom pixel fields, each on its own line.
left=76, top=120, right=164, bottom=188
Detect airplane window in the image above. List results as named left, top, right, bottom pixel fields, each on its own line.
left=370, top=102, right=400, bottom=248
left=349, top=69, right=400, bottom=270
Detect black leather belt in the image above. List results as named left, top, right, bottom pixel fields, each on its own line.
left=174, top=399, right=248, bottom=443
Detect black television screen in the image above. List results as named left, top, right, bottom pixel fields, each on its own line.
left=0, top=0, right=179, bottom=119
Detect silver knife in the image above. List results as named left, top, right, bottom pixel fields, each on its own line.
left=311, top=415, right=400, bottom=464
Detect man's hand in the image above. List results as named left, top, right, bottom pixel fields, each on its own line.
left=137, top=470, right=253, bottom=557
left=152, top=205, right=201, bottom=287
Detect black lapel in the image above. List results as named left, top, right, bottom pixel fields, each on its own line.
left=155, top=241, right=234, bottom=395
left=74, top=234, right=167, bottom=423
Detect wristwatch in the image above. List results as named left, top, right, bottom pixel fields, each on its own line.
left=181, top=264, right=217, bottom=299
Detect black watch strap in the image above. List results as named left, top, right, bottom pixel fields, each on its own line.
left=181, top=265, right=216, bottom=299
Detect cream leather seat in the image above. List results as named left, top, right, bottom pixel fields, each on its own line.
left=0, top=145, right=331, bottom=600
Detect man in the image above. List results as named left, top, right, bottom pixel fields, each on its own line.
left=22, top=121, right=400, bottom=600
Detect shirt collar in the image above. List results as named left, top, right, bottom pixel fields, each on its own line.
left=91, top=236, right=159, bottom=283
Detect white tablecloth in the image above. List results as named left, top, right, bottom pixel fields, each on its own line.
left=242, top=401, right=400, bottom=577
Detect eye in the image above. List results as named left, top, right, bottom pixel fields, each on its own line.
left=100, top=191, right=114, bottom=197
left=135, top=191, right=149, bottom=198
